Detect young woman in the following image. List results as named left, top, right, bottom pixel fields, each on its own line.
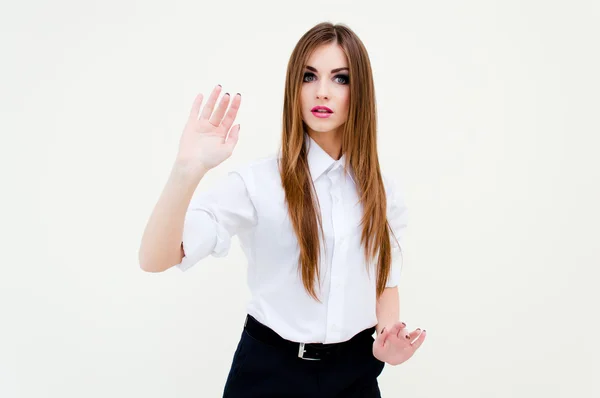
left=139, top=22, right=426, bottom=397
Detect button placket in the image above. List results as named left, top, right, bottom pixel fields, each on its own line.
left=325, top=168, right=346, bottom=341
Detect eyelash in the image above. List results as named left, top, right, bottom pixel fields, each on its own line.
left=303, top=72, right=349, bottom=85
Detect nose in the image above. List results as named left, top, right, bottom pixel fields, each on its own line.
left=316, top=80, right=329, bottom=100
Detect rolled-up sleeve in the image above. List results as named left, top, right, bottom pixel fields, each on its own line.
left=175, top=170, right=257, bottom=272
left=385, top=176, right=408, bottom=287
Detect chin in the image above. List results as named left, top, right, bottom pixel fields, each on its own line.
left=304, top=121, right=344, bottom=135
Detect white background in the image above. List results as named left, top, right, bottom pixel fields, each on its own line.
left=1, top=0, right=599, bottom=396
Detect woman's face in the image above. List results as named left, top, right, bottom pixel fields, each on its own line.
left=300, top=43, right=350, bottom=137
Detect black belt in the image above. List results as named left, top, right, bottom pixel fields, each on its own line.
left=244, top=314, right=376, bottom=361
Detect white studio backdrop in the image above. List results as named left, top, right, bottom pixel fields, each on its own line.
left=1, top=0, right=599, bottom=397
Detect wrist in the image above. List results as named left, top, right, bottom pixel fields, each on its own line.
left=168, top=163, right=207, bottom=194
left=172, top=160, right=209, bottom=179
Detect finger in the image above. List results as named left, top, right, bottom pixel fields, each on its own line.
left=225, top=124, right=241, bottom=150
left=208, top=92, right=231, bottom=126
left=397, top=323, right=410, bottom=340
left=407, top=328, right=422, bottom=342
left=199, top=84, right=223, bottom=120
left=384, top=321, right=406, bottom=340
left=188, top=93, right=204, bottom=120
left=220, top=93, right=242, bottom=132
left=410, top=330, right=426, bottom=350
left=375, top=327, right=388, bottom=347
left=399, top=327, right=411, bottom=341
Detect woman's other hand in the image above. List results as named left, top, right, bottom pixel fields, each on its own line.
left=372, top=321, right=426, bottom=366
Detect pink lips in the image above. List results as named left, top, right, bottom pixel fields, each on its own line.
left=311, top=106, right=333, bottom=119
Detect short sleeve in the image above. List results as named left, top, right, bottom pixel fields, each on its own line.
left=384, top=176, right=408, bottom=287
left=175, top=170, right=257, bottom=271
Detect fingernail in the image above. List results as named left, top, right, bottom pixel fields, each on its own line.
left=417, top=328, right=421, bottom=331
left=381, top=327, right=386, bottom=334
left=225, top=92, right=230, bottom=96
left=217, top=84, right=222, bottom=87
left=401, top=322, right=406, bottom=328
left=236, top=92, right=241, bottom=97
left=423, top=330, right=427, bottom=333
left=405, top=335, right=410, bottom=339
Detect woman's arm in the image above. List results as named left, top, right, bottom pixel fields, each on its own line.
left=138, top=164, right=207, bottom=272
left=375, top=286, right=399, bottom=335
left=138, top=86, right=243, bottom=272
left=373, top=285, right=426, bottom=365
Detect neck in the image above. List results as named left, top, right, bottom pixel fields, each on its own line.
left=307, top=128, right=343, bottom=160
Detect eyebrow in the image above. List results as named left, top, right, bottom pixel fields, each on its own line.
left=305, top=65, right=349, bottom=74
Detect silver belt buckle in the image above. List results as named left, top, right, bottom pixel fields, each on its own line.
left=298, top=342, right=320, bottom=361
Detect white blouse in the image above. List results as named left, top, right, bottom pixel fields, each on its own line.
left=175, top=135, right=408, bottom=344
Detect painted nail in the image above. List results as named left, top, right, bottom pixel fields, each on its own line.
left=417, top=328, right=421, bottom=331
left=405, top=334, right=410, bottom=339
left=225, top=92, right=230, bottom=96
left=236, top=92, right=241, bottom=97
left=381, top=327, right=386, bottom=334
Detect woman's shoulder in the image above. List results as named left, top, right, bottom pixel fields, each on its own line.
left=226, top=152, right=281, bottom=194
left=380, top=169, right=407, bottom=202
left=380, top=169, right=397, bottom=189
left=233, top=152, right=280, bottom=177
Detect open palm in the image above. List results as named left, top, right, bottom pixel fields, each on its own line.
left=176, top=85, right=242, bottom=173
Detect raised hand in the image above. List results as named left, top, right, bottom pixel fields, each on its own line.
left=175, top=85, right=242, bottom=174
left=372, top=321, right=426, bottom=366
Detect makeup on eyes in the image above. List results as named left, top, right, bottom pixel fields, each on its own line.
left=303, top=71, right=349, bottom=84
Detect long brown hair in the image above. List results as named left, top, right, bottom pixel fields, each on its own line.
left=279, top=22, right=400, bottom=301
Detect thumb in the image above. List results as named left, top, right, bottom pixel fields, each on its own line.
left=226, top=124, right=240, bottom=149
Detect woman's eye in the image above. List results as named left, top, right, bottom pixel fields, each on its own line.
left=303, top=72, right=316, bottom=82
left=303, top=72, right=349, bottom=84
left=334, top=74, right=349, bottom=84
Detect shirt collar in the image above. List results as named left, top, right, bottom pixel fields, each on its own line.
left=305, top=133, right=355, bottom=184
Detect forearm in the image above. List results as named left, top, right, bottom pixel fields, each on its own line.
left=375, top=286, right=399, bottom=335
left=138, top=163, right=207, bottom=272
